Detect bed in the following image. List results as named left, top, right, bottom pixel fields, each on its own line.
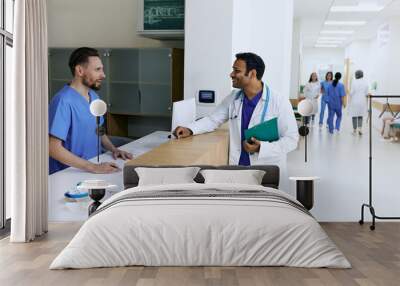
left=50, top=165, right=350, bottom=269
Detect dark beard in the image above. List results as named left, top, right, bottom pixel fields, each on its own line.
left=82, top=77, right=101, bottom=91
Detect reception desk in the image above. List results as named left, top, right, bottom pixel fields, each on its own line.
left=126, top=129, right=229, bottom=166
left=49, top=129, right=229, bottom=222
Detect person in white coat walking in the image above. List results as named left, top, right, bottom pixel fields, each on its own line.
left=173, top=53, right=299, bottom=190
left=303, top=72, right=320, bottom=125
left=348, top=70, right=369, bottom=135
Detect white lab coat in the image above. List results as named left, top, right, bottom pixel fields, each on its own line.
left=303, top=82, right=320, bottom=115
left=186, top=83, right=299, bottom=171
left=348, top=79, right=369, bottom=117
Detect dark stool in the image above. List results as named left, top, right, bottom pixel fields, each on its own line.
left=88, top=188, right=106, bottom=216
left=289, top=177, right=319, bottom=210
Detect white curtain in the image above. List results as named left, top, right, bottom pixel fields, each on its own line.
left=7, top=0, right=48, bottom=242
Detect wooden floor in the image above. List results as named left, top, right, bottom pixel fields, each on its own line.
left=0, top=222, right=399, bottom=286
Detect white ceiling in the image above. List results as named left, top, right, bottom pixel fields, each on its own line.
left=294, top=0, right=400, bottom=48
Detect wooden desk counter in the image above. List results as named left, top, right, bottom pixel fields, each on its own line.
left=372, top=99, right=400, bottom=113
left=125, top=129, right=229, bottom=166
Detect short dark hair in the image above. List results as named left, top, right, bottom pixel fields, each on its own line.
left=68, top=47, right=100, bottom=76
left=235, top=52, right=265, bottom=80
left=355, top=70, right=364, bottom=79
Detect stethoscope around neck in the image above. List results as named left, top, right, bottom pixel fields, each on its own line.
left=229, top=85, right=270, bottom=124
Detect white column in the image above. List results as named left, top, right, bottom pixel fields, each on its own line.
left=290, top=19, right=302, bottom=99
left=184, top=0, right=294, bottom=116
left=184, top=0, right=234, bottom=117
left=232, top=0, right=294, bottom=98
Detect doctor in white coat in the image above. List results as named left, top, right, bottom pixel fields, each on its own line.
left=303, top=72, right=320, bottom=125
left=174, top=53, right=299, bottom=190
left=348, top=70, right=369, bottom=135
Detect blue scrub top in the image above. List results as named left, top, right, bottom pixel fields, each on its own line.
left=49, top=85, right=104, bottom=174
left=326, top=82, right=345, bottom=110
left=239, top=90, right=263, bottom=166
left=320, top=80, right=331, bottom=102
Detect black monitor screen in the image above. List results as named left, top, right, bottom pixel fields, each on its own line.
left=199, top=90, right=215, bottom=103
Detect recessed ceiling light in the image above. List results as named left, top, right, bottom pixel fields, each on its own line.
left=317, top=38, right=343, bottom=42
left=317, top=37, right=343, bottom=40
left=321, top=30, right=354, bottom=34
left=317, top=40, right=343, bottom=44
left=330, top=5, right=384, bottom=12
left=325, top=21, right=366, bottom=26
left=318, top=37, right=346, bottom=41
left=315, top=44, right=339, bottom=48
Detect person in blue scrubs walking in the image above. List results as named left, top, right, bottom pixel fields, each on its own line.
left=326, top=72, right=346, bottom=134
left=49, top=47, right=133, bottom=174
left=319, top=71, right=333, bottom=128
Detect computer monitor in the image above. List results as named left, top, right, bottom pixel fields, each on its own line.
left=171, top=98, right=196, bottom=137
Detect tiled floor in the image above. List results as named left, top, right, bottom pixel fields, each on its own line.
left=286, top=111, right=400, bottom=221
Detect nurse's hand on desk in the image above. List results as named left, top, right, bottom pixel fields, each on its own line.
left=111, top=149, right=133, bottom=160
left=243, top=137, right=261, bottom=154
left=89, top=162, right=120, bottom=174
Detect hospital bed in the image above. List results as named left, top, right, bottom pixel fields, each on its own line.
left=50, top=165, right=350, bottom=269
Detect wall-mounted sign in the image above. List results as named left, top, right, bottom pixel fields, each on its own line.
left=144, top=0, right=184, bottom=30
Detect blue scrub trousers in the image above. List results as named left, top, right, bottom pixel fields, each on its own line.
left=319, top=98, right=328, bottom=125
left=327, top=106, right=342, bottom=133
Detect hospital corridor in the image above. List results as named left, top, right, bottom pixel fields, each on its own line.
left=288, top=111, right=400, bottom=221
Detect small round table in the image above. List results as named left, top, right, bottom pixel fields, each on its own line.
left=289, top=176, right=320, bottom=210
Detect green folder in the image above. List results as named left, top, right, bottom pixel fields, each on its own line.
left=244, top=117, right=279, bottom=142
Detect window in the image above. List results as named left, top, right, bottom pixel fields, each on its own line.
left=1, top=0, right=14, bottom=234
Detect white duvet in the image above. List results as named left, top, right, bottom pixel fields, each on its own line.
left=50, top=183, right=350, bottom=269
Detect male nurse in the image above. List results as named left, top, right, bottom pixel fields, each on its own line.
left=49, top=47, right=133, bottom=174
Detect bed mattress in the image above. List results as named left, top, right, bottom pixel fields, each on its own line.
left=50, top=183, right=350, bottom=269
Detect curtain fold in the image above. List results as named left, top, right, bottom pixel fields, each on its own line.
left=8, top=0, right=48, bottom=242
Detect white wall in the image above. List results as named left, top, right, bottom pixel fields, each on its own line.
left=47, top=0, right=183, bottom=48
left=368, top=18, right=400, bottom=95
left=301, top=47, right=345, bottom=85
left=345, top=40, right=373, bottom=83
left=344, top=18, right=400, bottom=102
left=184, top=0, right=234, bottom=117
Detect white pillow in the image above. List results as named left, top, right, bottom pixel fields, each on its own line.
left=200, top=169, right=266, bottom=185
left=135, top=167, right=201, bottom=186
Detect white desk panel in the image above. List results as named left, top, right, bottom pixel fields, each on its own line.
left=48, top=131, right=170, bottom=222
